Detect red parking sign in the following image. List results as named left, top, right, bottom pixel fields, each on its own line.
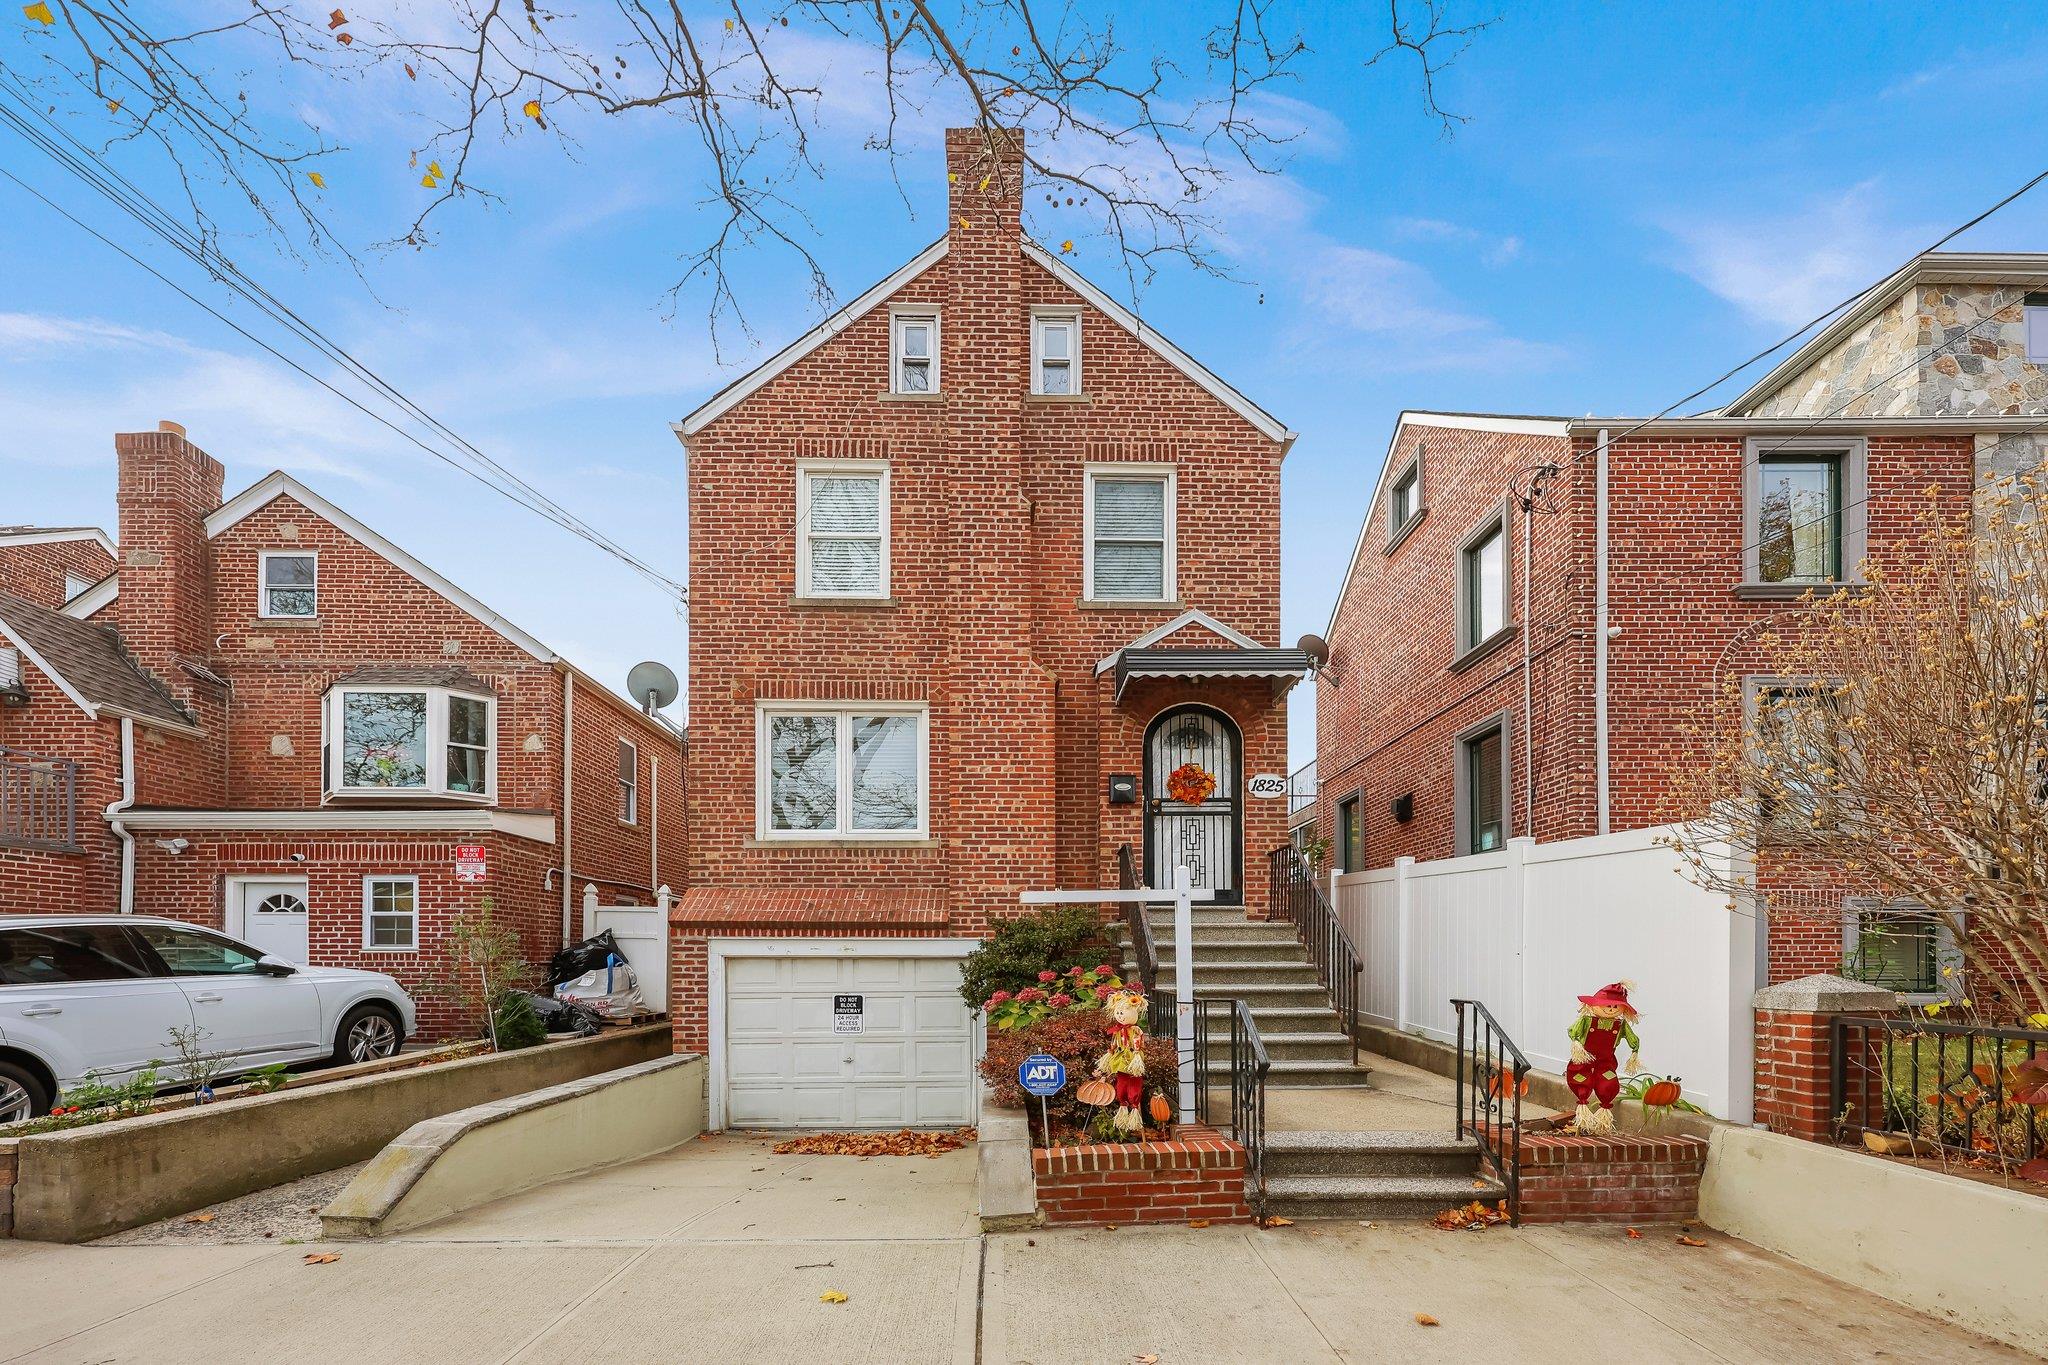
left=453, top=844, right=488, bottom=882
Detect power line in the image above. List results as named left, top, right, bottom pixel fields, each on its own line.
left=0, top=78, right=687, bottom=604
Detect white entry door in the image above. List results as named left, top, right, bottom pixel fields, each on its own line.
left=722, top=953, right=972, bottom=1129
left=237, top=879, right=311, bottom=964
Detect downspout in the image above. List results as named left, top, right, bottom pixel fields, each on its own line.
left=1594, top=428, right=1612, bottom=836
left=106, top=716, right=136, bottom=913
left=560, top=669, right=574, bottom=943
left=1520, top=498, right=1535, bottom=838
left=649, top=751, right=660, bottom=892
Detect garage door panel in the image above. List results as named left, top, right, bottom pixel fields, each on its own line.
left=858, top=995, right=908, bottom=1031
left=726, top=958, right=785, bottom=989
left=913, top=1039, right=969, bottom=1076
left=789, top=958, right=845, bottom=987
left=850, top=957, right=914, bottom=987
left=913, top=1085, right=970, bottom=1125
left=852, top=1040, right=908, bottom=1076
left=912, top=995, right=967, bottom=1032
left=727, top=1041, right=790, bottom=1081
left=727, top=998, right=789, bottom=1033
left=912, top=958, right=963, bottom=989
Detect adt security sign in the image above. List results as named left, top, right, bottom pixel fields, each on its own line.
left=1018, top=1054, right=1066, bottom=1097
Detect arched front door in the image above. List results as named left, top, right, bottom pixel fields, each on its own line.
left=1144, top=705, right=1242, bottom=904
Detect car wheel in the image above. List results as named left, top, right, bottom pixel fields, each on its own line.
left=0, top=1060, right=51, bottom=1123
left=334, top=1004, right=403, bottom=1065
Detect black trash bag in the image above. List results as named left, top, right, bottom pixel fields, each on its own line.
left=546, top=929, right=625, bottom=988
left=526, top=992, right=604, bottom=1037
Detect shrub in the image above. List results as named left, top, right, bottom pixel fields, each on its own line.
left=984, top=963, right=1125, bottom=1031
left=491, top=991, right=548, bottom=1051
left=959, top=905, right=1114, bottom=1014
left=980, top=1011, right=1179, bottom=1141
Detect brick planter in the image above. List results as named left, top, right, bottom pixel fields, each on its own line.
left=1032, top=1124, right=1251, bottom=1226
left=1511, top=1127, right=1708, bottom=1225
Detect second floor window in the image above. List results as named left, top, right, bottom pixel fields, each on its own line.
left=260, top=552, right=317, bottom=617
left=1085, top=468, right=1175, bottom=602
left=327, top=684, right=495, bottom=799
left=619, top=738, right=639, bottom=824
left=1459, top=515, right=1507, bottom=652
left=759, top=703, right=927, bottom=838
left=797, top=463, right=888, bottom=597
left=1756, top=452, right=1841, bottom=583
left=892, top=312, right=938, bottom=394
left=1032, top=312, right=1080, bottom=394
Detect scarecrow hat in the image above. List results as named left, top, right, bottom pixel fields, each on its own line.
left=1577, top=981, right=1637, bottom=1015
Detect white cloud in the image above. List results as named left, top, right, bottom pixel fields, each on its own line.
left=1387, top=217, right=1522, bottom=267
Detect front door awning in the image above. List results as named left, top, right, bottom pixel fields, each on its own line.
left=1110, top=647, right=1310, bottom=702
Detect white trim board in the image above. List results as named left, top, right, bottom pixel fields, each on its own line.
left=703, top=935, right=984, bottom=1131
left=205, top=471, right=556, bottom=662
left=1094, top=608, right=1266, bottom=675
left=58, top=574, right=118, bottom=619
left=111, top=806, right=558, bottom=843
left=0, top=527, right=117, bottom=557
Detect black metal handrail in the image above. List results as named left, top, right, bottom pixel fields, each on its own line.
left=1267, top=845, right=1363, bottom=1060
left=1115, top=843, right=1174, bottom=1034
left=1453, top=998, right=1530, bottom=1225
left=1193, top=995, right=1271, bottom=1223
left=1829, top=1012, right=2046, bottom=1171
left=0, top=744, right=79, bottom=854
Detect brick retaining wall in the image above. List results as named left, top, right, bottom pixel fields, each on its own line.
left=1032, top=1124, right=1250, bottom=1226
left=1515, top=1129, right=1708, bottom=1224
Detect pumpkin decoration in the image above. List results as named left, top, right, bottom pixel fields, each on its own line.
left=1485, top=1069, right=1530, bottom=1100
left=1148, top=1091, right=1173, bottom=1126
left=1077, top=1078, right=1116, bottom=1107
left=1165, top=762, right=1217, bottom=805
left=1642, top=1077, right=1683, bottom=1109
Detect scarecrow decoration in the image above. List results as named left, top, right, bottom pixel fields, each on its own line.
left=1095, top=987, right=1151, bottom=1136
left=1566, top=981, right=1641, bottom=1134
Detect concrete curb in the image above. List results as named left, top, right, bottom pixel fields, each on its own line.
left=322, top=1052, right=706, bottom=1239
left=976, top=1083, right=1038, bottom=1231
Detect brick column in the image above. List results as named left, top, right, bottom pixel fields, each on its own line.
left=1751, top=974, right=1897, bottom=1142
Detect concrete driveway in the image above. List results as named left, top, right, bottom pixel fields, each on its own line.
left=0, top=1133, right=2027, bottom=1364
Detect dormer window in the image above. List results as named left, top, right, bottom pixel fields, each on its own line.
left=260, top=552, right=317, bottom=618
left=891, top=312, right=938, bottom=394
left=1032, top=311, right=1081, bottom=395
left=324, top=681, right=495, bottom=800
left=62, top=572, right=94, bottom=603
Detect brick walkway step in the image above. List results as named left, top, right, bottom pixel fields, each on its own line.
left=1262, top=1172, right=1506, bottom=1220
left=1263, top=1130, right=1487, bottom=1178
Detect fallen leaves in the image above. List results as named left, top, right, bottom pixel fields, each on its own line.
left=1134, top=1355, right=1160, bottom=1363
left=772, top=1128, right=974, bottom=1158
left=1262, top=1215, right=1295, bottom=1228
left=302, top=1252, right=341, bottom=1265
left=183, top=1212, right=216, bottom=1224
left=1625, top=1227, right=1641, bottom=1239
left=1415, top=1313, right=1440, bottom=1327
left=1431, top=1200, right=1509, bottom=1232
left=819, top=1289, right=848, bottom=1304
left=1676, top=1234, right=1708, bottom=1247
left=1187, top=1219, right=1210, bottom=1229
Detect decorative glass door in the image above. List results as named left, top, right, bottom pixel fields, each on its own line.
left=1145, top=706, right=1241, bottom=903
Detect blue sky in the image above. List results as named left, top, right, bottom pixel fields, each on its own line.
left=6, top=3, right=2048, bottom=757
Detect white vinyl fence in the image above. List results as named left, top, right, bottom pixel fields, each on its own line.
left=581, top=883, right=672, bottom=1015
left=1332, top=826, right=1757, bottom=1121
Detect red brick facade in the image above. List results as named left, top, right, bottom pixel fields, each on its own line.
left=1, top=425, right=683, bottom=1040
left=673, top=129, right=1293, bottom=1051
left=0, top=530, right=114, bottom=611
left=1031, top=1125, right=1251, bottom=1226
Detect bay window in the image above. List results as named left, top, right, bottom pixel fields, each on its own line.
left=758, top=703, right=927, bottom=839
left=326, top=684, right=496, bottom=799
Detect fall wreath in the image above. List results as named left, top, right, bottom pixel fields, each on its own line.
left=1165, top=762, right=1217, bottom=805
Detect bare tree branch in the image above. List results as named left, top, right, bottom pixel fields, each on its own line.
left=1365, top=0, right=1495, bottom=136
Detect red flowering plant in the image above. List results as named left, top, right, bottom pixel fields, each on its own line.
left=985, top=963, right=1129, bottom=1031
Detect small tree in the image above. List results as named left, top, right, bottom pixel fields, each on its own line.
left=1671, top=476, right=2048, bottom=1020
left=418, top=898, right=536, bottom=1048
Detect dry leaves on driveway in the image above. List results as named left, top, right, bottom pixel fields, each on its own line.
left=1431, top=1201, right=1509, bottom=1231
left=772, top=1128, right=976, bottom=1158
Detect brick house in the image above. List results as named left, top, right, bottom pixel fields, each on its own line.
left=0, top=423, right=684, bottom=1037
left=1312, top=251, right=2048, bottom=997
left=669, top=127, right=1301, bottom=1128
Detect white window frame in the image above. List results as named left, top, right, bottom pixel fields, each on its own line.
left=62, top=571, right=95, bottom=603
left=2027, top=293, right=2048, bottom=362
left=619, top=737, right=639, bottom=825
left=258, top=550, right=319, bottom=619
left=361, top=875, right=420, bottom=952
left=890, top=309, right=939, bottom=395
left=755, top=700, right=930, bottom=841
left=795, top=460, right=891, bottom=599
left=1082, top=464, right=1177, bottom=603
left=324, top=685, right=498, bottom=801
left=1031, top=308, right=1082, bottom=396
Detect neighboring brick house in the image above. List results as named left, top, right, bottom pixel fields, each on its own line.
left=0, top=423, right=685, bottom=1037
left=1313, top=251, right=2048, bottom=997
left=669, top=127, right=1301, bottom=1129
left=0, top=526, right=117, bottom=612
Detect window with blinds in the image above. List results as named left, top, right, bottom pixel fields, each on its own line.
left=797, top=463, right=888, bottom=598
left=618, top=738, right=639, bottom=824
left=1033, top=312, right=1080, bottom=395
left=892, top=313, right=938, bottom=393
left=1086, top=469, right=1174, bottom=601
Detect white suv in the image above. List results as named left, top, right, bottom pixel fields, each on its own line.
left=0, top=916, right=418, bottom=1122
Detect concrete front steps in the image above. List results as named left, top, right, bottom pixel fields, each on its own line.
left=1262, top=1131, right=1505, bottom=1221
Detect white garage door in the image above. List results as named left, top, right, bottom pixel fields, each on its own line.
left=723, top=954, right=973, bottom=1129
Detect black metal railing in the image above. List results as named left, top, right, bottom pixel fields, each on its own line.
left=1268, top=845, right=1363, bottom=1060
left=0, top=745, right=79, bottom=853
left=1116, top=843, right=1175, bottom=1036
left=1830, top=1013, right=2047, bottom=1172
left=1193, top=995, right=1271, bottom=1223
left=1453, top=998, right=1531, bottom=1225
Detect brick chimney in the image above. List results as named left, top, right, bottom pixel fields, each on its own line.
left=114, top=421, right=223, bottom=707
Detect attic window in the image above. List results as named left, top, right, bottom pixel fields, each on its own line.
left=2027, top=292, right=2048, bottom=363
left=62, top=572, right=94, bottom=604
left=260, top=552, right=317, bottom=618
left=892, top=312, right=938, bottom=394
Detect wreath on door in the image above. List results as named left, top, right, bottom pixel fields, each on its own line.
left=1165, top=762, right=1217, bottom=805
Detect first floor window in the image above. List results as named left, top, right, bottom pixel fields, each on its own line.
left=330, top=685, right=495, bottom=798
left=1751, top=681, right=1838, bottom=823
left=798, top=463, right=888, bottom=597
left=1462, top=721, right=1507, bottom=854
left=761, top=705, right=926, bottom=837
left=1461, top=518, right=1507, bottom=651
left=260, top=552, right=317, bottom=617
left=1844, top=906, right=1947, bottom=997
left=619, top=738, right=639, bottom=824
left=363, top=877, right=419, bottom=950
left=1756, top=453, right=1842, bottom=583
left=1337, top=794, right=1362, bottom=871
left=1085, top=468, right=1174, bottom=601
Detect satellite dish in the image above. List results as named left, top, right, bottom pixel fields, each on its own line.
left=625, top=660, right=680, bottom=713
left=1296, top=634, right=1330, bottom=670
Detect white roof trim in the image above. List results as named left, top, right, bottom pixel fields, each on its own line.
left=0, top=613, right=97, bottom=719
left=112, top=806, right=558, bottom=843
left=0, top=527, right=116, bottom=557
left=59, top=575, right=118, bottom=619
left=1322, top=411, right=1569, bottom=640
left=204, top=472, right=556, bottom=662
left=1723, top=251, right=2048, bottom=417
left=676, top=238, right=950, bottom=439
left=1094, top=608, right=1266, bottom=675
left=1022, top=240, right=1295, bottom=448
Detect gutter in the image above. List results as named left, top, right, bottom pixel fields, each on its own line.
left=106, top=716, right=136, bottom=913
left=1595, top=428, right=1611, bottom=835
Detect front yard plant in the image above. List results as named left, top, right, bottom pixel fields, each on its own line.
left=959, top=905, right=1114, bottom=1017
left=980, top=1010, right=1177, bottom=1144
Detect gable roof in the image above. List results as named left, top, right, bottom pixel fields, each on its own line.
left=1722, top=251, right=2048, bottom=417
left=0, top=525, right=117, bottom=558
left=1094, top=607, right=1265, bottom=675
left=203, top=472, right=556, bottom=662
left=671, top=237, right=1294, bottom=449
left=1321, top=411, right=1569, bottom=640
left=0, top=590, right=195, bottom=732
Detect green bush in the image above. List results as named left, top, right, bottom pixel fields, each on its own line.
left=491, top=991, right=548, bottom=1051
left=959, top=906, right=1114, bottom=1014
